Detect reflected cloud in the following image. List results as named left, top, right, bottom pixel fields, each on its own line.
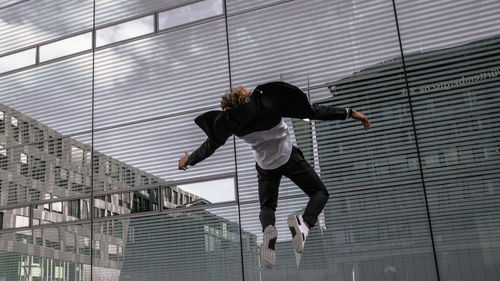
left=159, top=0, right=223, bottom=30
left=96, top=16, right=154, bottom=47
left=40, top=32, right=92, bottom=62
left=0, top=48, right=35, bottom=73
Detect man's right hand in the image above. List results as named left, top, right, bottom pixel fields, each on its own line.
left=178, top=151, right=189, bottom=170
left=352, top=109, right=371, bottom=131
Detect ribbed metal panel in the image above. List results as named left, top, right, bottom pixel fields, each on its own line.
left=227, top=0, right=401, bottom=102
left=0, top=54, right=92, bottom=134
left=395, top=1, right=500, bottom=280
left=101, top=206, right=251, bottom=281
left=316, top=74, right=420, bottom=189
left=93, top=18, right=235, bottom=184
left=226, top=0, right=284, bottom=14
left=301, top=184, right=436, bottom=280
left=94, top=19, right=230, bottom=128
left=0, top=54, right=93, bottom=134
left=0, top=0, right=92, bottom=54
left=93, top=111, right=236, bottom=184
left=396, top=0, right=500, bottom=54
left=309, top=55, right=431, bottom=281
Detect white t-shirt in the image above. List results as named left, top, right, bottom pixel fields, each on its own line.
left=239, top=118, right=292, bottom=170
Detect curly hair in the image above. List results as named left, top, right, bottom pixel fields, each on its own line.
left=220, top=88, right=251, bottom=111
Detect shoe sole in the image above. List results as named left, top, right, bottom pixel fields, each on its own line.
left=287, top=214, right=305, bottom=253
left=261, top=225, right=277, bottom=268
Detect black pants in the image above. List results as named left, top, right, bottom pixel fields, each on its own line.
left=256, top=146, right=329, bottom=232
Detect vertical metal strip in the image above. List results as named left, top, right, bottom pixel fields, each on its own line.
left=154, top=12, right=159, bottom=34
left=391, top=1, right=441, bottom=280
left=35, top=46, right=40, bottom=65
left=223, top=0, right=246, bottom=280
left=158, top=186, right=164, bottom=211
left=90, top=0, right=96, bottom=280
left=28, top=204, right=33, bottom=228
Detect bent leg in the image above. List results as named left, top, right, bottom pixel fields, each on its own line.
left=256, top=164, right=282, bottom=232
left=283, top=147, right=329, bottom=228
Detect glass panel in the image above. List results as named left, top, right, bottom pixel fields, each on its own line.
left=395, top=0, right=500, bottom=54
left=396, top=1, right=500, bottom=280
left=227, top=0, right=402, bottom=101
left=0, top=48, right=36, bottom=74
left=94, top=19, right=229, bottom=128
left=96, top=15, right=154, bottom=47
left=93, top=112, right=236, bottom=188
left=426, top=176, right=500, bottom=281
left=0, top=224, right=91, bottom=280
left=100, top=205, right=245, bottom=280
left=313, top=185, right=437, bottom=281
left=0, top=133, right=91, bottom=208
left=39, top=32, right=92, bottom=62
left=158, top=0, right=223, bottom=30
left=0, top=54, right=93, bottom=134
left=0, top=0, right=93, bottom=54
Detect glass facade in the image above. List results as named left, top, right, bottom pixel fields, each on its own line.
left=0, top=0, right=499, bottom=280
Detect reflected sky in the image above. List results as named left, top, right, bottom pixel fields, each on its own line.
left=159, top=0, right=223, bottom=30
left=40, top=32, right=92, bottom=62
left=0, top=48, right=35, bottom=72
left=96, top=16, right=154, bottom=47
left=178, top=178, right=235, bottom=203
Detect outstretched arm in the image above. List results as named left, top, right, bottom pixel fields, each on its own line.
left=178, top=138, right=222, bottom=170
left=258, top=82, right=370, bottom=131
left=179, top=109, right=233, bottom=170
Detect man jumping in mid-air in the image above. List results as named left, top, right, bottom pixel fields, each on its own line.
left=178, top=81, right=370, bottom=268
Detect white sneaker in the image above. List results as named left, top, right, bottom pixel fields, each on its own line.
left=261, top=225, right=277, bottom=268
left=287, top=214, right=309, bottom=253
